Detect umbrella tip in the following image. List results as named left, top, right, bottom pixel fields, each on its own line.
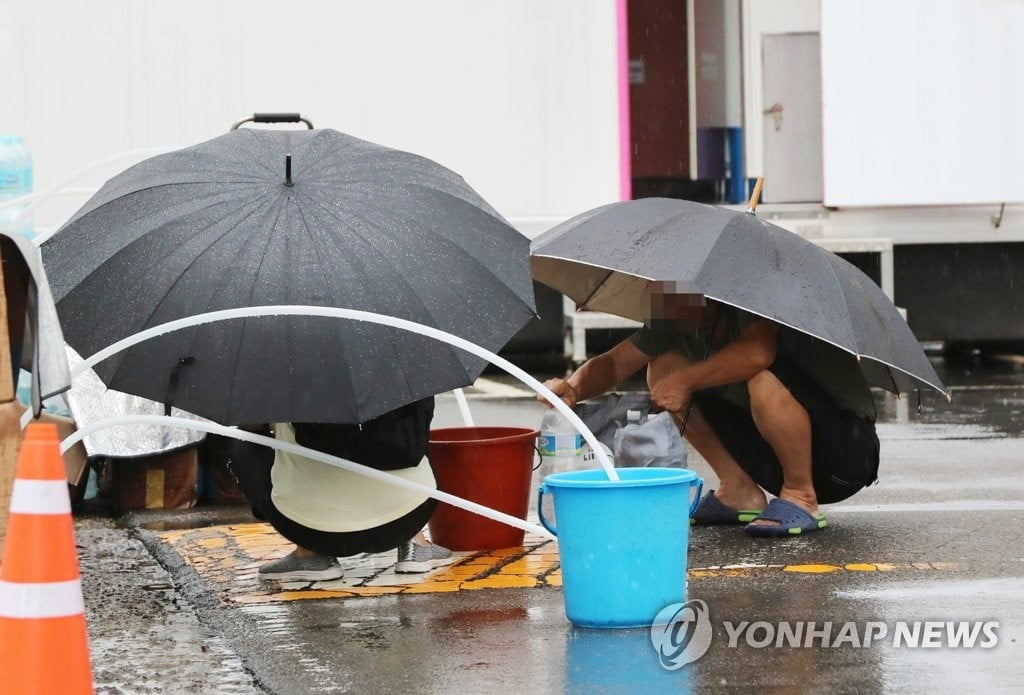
left=285, top=154, right=294, bottom=187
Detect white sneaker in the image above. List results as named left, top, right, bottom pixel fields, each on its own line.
left=395, top=540, right=455, bottom=573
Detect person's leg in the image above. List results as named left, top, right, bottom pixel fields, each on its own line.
left=226, top=440, right=275, bottom=521
left=767, top=358, right=880, bottom=505
left=647, top=351, right=767, bottom=512
left=746, top=369, right=818, bottom=525
left=224, top=442, right=344, bottom=580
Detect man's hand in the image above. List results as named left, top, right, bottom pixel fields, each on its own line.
left=539, top=378, right=579, bottom=409
left=649, top=372, right=692, bottom=414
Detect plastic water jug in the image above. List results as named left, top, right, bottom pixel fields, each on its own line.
left=0, top=134, right=34, bottom=238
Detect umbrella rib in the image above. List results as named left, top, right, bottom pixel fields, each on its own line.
left=294, top=186, right=532, bottom=331
left=55, top=186, right=273, bottom=332
left=390, top=183, right=536, bottom=312
left=74, top=181, right=267, bottom=222
left=237, top=129, right=295, bottom=178
left=219, top=192, right=351, bottom=423
left=49, top=186, right=267, bottom=301
left=288, top=188, right=527, bottom=406
left=887, top=365, right=900, bottom=394
left=139, top=189, right=281, bottom=323
left=291, top=188, right=453, bottom=328
left=576, top=268, right=617, bottom=308
left=284, top=196, right=383, bottom=419
left=705, top=220, right=860, bottom=359
left=530, top=253, right=657, bottom=281
left=294, top=189, right=481, bottom=400
left=704, top=295, right=947, bottom=397
left=819, top=252, right=935, bottom=392
left=867, top=356, right=947, bottom=398
left=821, top=252, right=864, bottom=353
left=104, top=190, right=282, bottom=410
left=397, top=181, right=509, bottom=227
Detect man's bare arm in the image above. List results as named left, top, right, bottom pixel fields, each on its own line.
left=650, top=319, right=778, bottom=412
left=540, top=337, right=652, bottom=408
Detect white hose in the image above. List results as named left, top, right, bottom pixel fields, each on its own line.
left=68, top=305, right=619, bottom=480
left=60, top=415, right=555, bottom=541
left=453, top=388, right=475, bottom=426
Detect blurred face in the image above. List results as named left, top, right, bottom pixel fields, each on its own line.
left=650, top=293, right=715, bottom=330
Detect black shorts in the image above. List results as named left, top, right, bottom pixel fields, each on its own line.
left=226, top=440, right=436, bottom=557
left=693, top=358, right=880, bottom=504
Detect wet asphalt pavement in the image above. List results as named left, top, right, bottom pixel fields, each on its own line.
left=73, top=355, right=1024, bottom=693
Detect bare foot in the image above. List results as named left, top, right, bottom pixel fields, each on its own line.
left=714, top=484, right=768, bottom=514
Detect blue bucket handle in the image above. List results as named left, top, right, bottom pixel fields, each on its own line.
left=688, top=475, right=704, bottom=518
left=537, top=483, right=556, bottom=537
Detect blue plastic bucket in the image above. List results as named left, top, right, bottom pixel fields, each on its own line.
left=539, top=467, right=703, bottom=628
left=565, top=626, right=691, bottom=691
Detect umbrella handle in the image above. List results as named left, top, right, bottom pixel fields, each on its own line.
left=231, top=113, right=315, bottom=130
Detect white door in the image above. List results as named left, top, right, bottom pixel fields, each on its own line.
left=761, top=32, right=823, bottom=203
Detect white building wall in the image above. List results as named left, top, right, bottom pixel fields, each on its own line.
left=821, top=0, right=1024, bottom=207
left=1, top=0, right=622, bottom=236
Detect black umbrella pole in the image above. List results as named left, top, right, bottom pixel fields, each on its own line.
left=285, top=154, right=294, bottom=187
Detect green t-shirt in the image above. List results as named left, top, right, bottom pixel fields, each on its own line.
left=629, top=307, right=876, bottom=421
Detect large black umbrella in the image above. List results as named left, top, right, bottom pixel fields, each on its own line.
left=531, top=197, right=946, bottom=397
left=42, top=124, right=536, bottom=425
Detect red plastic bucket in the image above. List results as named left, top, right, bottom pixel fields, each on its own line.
left=427, top=426, right=539, bottom=551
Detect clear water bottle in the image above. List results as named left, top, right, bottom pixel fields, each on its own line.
left=0, top=133, right=33, bottom=238
left=538, top=409, right=584, bottom=472
left=0, top=134, right=18, bottom=222
left=17, top=136, right=33, bottom=195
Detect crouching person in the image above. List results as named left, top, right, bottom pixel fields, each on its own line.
left=229, top=397, right=454, bottom=581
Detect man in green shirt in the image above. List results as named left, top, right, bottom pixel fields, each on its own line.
left=542, top=295, right=879, bottom=536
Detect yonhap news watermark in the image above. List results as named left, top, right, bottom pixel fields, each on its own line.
left=720, top=618, right=1000, bottom=649
left=650, top=600, right=1001, bottom=669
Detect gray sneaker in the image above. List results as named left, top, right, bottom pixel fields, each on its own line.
left=258, top=550, right=344, bottom=581
left=395, top=540, right=455, bottom=573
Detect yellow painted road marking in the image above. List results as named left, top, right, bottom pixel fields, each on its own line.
left=158, top=522, right=561, bottom=605
left=154, top=522, right=959, bottom=605
left=690, top=561, right=960, bottom=578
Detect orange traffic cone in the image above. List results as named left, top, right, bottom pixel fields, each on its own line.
left=0, top=423, right=93, bottom=694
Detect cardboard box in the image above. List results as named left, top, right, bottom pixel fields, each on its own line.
left=105, top=447, right=199, bottom=512
left=37, top=411, right=89, bottom=496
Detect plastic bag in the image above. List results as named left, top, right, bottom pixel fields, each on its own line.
left=612, top=412, right=688, bottom=469
left=572, top=392, right=653, bottom=451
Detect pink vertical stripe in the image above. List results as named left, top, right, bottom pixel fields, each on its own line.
left=616, top=0, right=632, bottom=200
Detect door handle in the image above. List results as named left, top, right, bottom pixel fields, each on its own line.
left=763, top=103, right=783, bottom=131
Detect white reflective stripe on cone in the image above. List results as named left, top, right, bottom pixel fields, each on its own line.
left=0, top=579, right=85, bottom=619
left=8, top=479, right=72, bottom=515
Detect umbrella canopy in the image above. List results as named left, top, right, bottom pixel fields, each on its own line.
left=42, top=127, right=536, bottom=425
left=531, top=197, right=946, bottom=397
